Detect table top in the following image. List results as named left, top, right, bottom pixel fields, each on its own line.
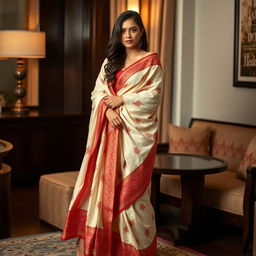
left=0, top=140, right=13, bottom=154
left=153, top=153, right=227, bottom=175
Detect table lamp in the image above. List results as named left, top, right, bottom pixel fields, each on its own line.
left=0, top=30, right=45, bottom=114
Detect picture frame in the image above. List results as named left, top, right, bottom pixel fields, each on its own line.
left=234, top=0, right=256, bottom=88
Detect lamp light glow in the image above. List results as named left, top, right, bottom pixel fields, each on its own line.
left=127, top=0, right=140, bottom=13
left=0, top=30, right=45, bottom=58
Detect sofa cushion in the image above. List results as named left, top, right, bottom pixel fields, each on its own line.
left=192, top=120, right=256, bottom=171
left=237, top=136, right=256, bottom=180
left=40, top=171, right=78, bottom=187
left=168, top=124, right=210, bottom=156
left=160, top=170, right=245, bottom=215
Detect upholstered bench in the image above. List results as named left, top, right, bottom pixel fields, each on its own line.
left=39, top=171, right=79, bottom=230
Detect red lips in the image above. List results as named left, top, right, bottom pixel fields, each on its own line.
left=125, top=40, right=133, bottom=43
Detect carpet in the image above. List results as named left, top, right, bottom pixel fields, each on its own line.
left=0, top=232, right=206, bottom=256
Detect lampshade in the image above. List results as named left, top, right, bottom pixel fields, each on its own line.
left=127, top=0, right=140, bottom=13
left=0, top=30, right=45, bottom=58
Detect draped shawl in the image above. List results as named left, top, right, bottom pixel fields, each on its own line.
left=62, top=52, right=162, bottom=256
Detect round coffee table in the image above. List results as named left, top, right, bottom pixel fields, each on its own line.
left=151, top=153, right=227, bottom=245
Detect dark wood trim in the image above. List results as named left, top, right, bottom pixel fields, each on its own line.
left=189, top=118, right=256, bottom=129
left=39, top=0, right=65, bottom=112
left=82, top=0, right=110, bottom=113
left=63, top=0, right=84, bottom=113
left=39, top=0, right=110, bottom=114
left=242, top=166, right=256, bottom=251
left=81, top=0, right=92, bottom=113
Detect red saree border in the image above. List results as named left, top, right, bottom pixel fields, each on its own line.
left=61, top=208, right=87, bottom=240
left=114, top=133, right=158, bottom=215
left=115, top=53, right=161, bottom=92
left=63, top=99, right=108, bottom=219
left=101, top=123, right=119, bottom=255
left=121, top=52, right=158, bottom=73
left=62, top=209, right=157, bottom=256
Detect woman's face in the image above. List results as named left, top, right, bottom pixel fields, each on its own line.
left=120, top=18, right=143, bottom=50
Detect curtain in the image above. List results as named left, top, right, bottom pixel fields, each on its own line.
left=110, top=0, right=175, bottom=142
left=110, top=0, right=127, bottom=33
left=25, top=0, right=40, bottom=106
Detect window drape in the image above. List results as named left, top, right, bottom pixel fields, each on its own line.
left=25, top=0, right=40, bottom=106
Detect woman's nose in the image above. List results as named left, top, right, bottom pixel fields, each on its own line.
left=125, top=31, right=131, bottom=38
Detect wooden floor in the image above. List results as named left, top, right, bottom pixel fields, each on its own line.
left=158, top=204, right=252, bottom=256
left=10, top=185, right=54, bottom=237
left=7, top=185, right=253, bottom=256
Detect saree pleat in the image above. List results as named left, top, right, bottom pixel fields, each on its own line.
left=62, top=53, right=162, bottom=256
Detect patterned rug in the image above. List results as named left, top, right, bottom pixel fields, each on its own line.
left=0, top=232, right=206, bottom=256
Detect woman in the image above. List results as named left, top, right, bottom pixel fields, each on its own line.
left=61, top=10, right=162, bottom=256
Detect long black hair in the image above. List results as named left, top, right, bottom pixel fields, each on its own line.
left=104, top=10, right=148, bottom=85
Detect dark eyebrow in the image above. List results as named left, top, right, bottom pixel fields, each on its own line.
left=122, top=26, right=138, bottom=30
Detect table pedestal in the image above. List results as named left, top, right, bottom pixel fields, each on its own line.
left=0, top=164, right=11, bottom=239
left=151, top=173, right=205, bottom=245
left=176, top=174, right=204, bottom=244
left=151, top=174, right=161, bottom=223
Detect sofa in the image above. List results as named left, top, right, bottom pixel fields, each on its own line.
left=159, top=118, right=256, bottom=251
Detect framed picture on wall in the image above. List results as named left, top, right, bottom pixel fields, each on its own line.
left=234, top=0, right=256, bottom=88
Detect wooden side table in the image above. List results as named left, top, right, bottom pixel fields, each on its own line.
left=0, top=111, right=89, bottom=185
left=0, top=139, right=13, bottom=238
left=151, top=153, right=227, bottom=245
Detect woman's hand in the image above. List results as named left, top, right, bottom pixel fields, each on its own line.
left=106, top=109, right=124, bottom=129
left=105, top=96, right=124, bottom=109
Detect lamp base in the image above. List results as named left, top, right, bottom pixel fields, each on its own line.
left=11, top=106, right=30, bottom=115
left=11, top=99, right=30, bottom=115
left=11, top=58, right=29, bottom=115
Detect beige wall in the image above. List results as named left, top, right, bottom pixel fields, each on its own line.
left=172, top=0, right=256, bottom=127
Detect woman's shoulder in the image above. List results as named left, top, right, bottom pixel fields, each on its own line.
left=144, top=52, right=161, bottom=67
left=143, top=51, right=161, bottom=62
left=140, top=51, right=157, bottom=58
left=137, top=51, right=160, bottom=64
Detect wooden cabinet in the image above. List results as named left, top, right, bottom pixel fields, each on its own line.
left=0, top=111, right=89, bottom=185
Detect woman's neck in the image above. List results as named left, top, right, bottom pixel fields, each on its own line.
left=125, top=48, right=143, bottom=59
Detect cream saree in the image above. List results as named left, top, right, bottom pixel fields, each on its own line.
left=61, top=53, right=163, bottom=256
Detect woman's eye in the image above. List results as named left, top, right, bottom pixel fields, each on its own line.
left=131, top=28, right=137, bottom=33
left=122, top=29, right=126, bottom=33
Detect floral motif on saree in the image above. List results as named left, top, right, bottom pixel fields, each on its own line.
left=61, top=53, right=163, bottom=256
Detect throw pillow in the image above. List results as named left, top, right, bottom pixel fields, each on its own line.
left=237, top=136, right=256, bottom=180
left=168, top=124, right=210, bottom=156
